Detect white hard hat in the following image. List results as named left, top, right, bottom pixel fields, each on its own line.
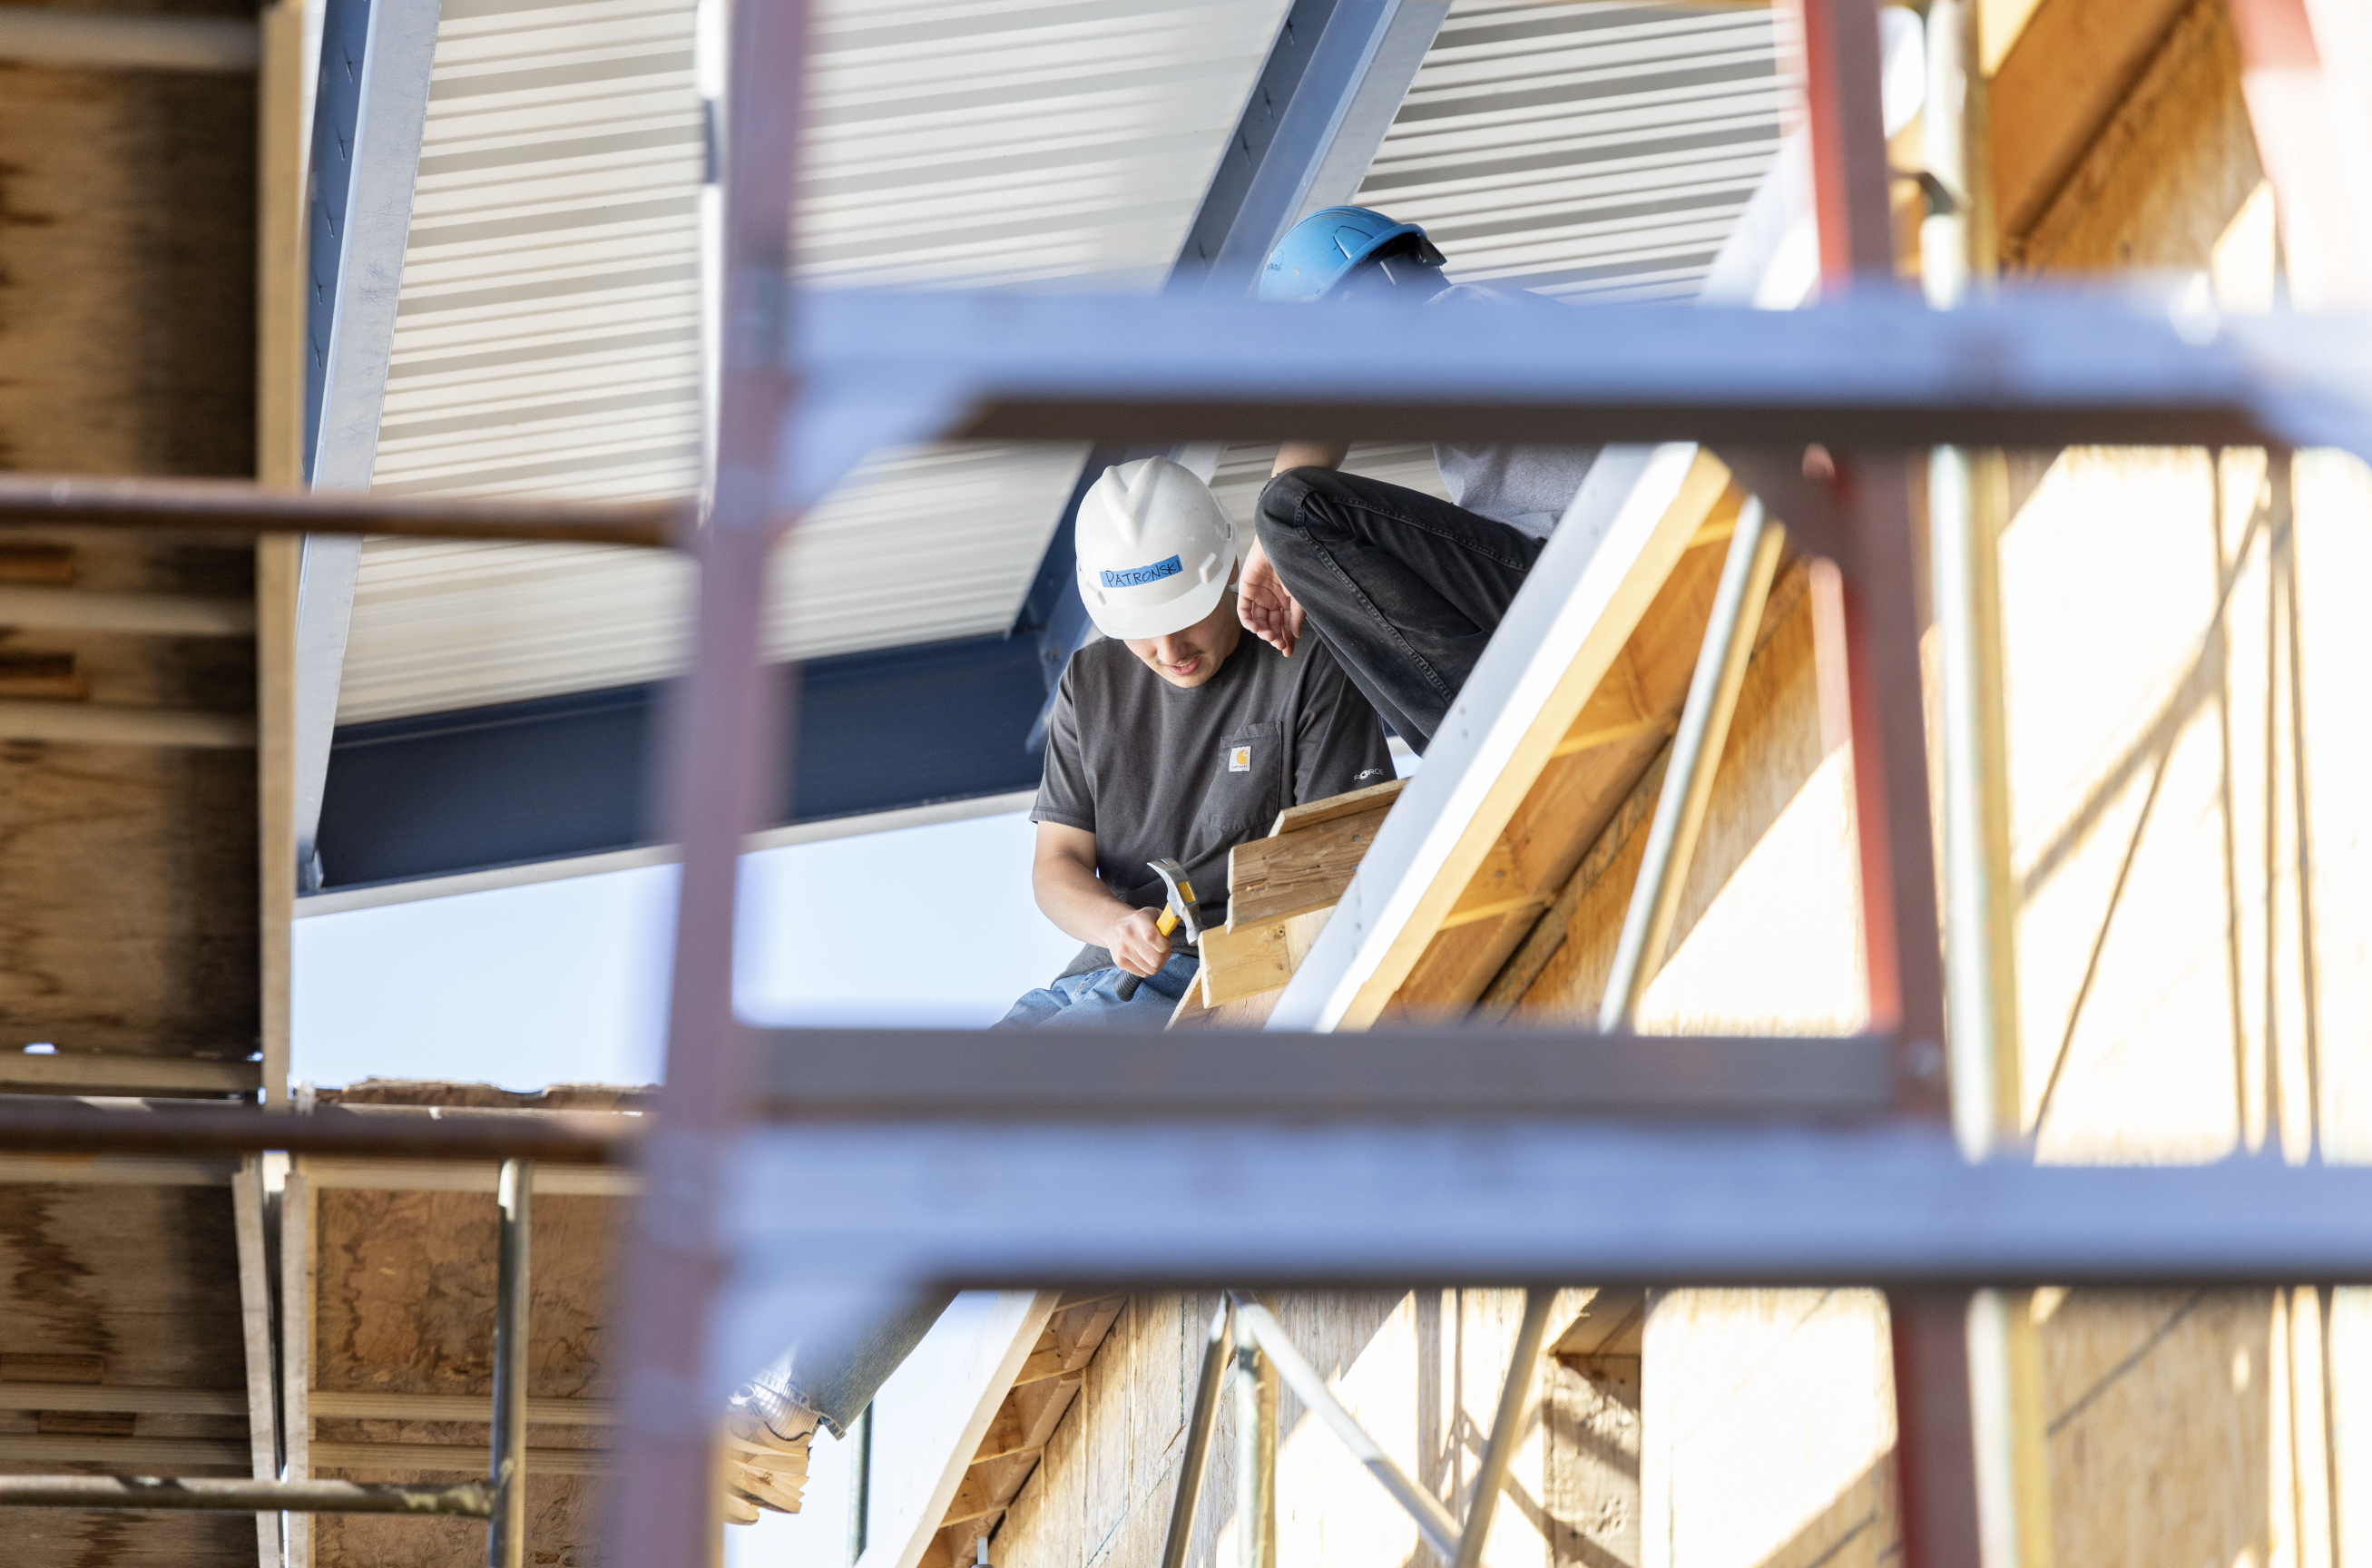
left=1073, top=456, right=1238, bottom=641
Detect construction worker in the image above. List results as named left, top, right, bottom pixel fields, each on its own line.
left=1001, top=454, right=1395, bottom=1026
left=1239, top=206, right=1604, bottom=750
left=718, top=461, right=1391, bottom=1517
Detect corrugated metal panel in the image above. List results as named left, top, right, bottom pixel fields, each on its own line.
left=1192, top=5, right=1785, bottom=546
left=1359, top=0, right=1787, bottom=303
left=342, top=0, right=1289, bottom=723
left=343, top=0, right=1786, bottom=725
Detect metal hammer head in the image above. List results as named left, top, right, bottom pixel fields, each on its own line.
left=1146, top=858, right=1203, bottom=945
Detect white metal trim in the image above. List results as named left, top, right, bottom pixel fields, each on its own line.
left=292, top=789, right=1040, bottom=916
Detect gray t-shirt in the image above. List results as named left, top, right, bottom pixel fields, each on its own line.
left=1033, top=630, right=1394, bottom=971
left=1428, top=284, right=1603, bottom=538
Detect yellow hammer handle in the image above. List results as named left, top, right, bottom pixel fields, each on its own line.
left=1156, top=907, right=1181, bottom=937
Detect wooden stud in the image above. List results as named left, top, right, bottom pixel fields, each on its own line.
left=1267, top=776, right=1407, bottom=837
left=233, top=1159, right=280, bottom=1568
left=281, top=1170, right=314, bottom=1568
left=1228, top=804, right=1397, bottom=928
left=1199, top=908, right=1335, bottom=1006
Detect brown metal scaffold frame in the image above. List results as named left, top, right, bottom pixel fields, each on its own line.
left=0, top=3, right=2367, bottom=1566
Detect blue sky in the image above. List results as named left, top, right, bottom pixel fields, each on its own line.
left=291, top=809, right=1082, bottom=1089
left=294, top=809, right=1083, bottom=1568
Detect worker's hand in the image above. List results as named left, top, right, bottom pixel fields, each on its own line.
left=1238, top=538, right=1304, bottom=658
left=1103, top=906, right=1173, bottom=978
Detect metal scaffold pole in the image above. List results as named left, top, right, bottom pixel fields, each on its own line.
left=1921, top=2, right=2053, bottom=1565
left=1234, top=1308, right=1277, bottom=1568
left=488, top=1158, right=533, bottom=1568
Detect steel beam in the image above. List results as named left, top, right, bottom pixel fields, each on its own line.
left=298, top=0, right=448, bottom=890
left=752, top=1029, right=1898, bottom=1122
left=791, top=289, right=2372, bottom=464
left=606, top=0, right=808, bottom=1559
left=311, top=633, right=1046, bottom=890
left=720, top=1121, right=2372, bottom=1308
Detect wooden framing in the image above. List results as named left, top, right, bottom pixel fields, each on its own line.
left=915, top=1292, right=1130, bottom=1568
left=282, top=1169, right=316, bottom=1568
left=1271, top=445, right=1738, bottom=1031
left=233, top=1161, right=280, bottom=1568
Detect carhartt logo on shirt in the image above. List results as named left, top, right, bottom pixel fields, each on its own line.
left=1229, top=745, right=1252, bottom=771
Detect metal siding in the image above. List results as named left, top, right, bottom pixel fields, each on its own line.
left=1184, top=2, right=1786, bottom=554
left=1361, top=0, right=1787, bottom=303
left=340, top=0, right=1290, bottom=724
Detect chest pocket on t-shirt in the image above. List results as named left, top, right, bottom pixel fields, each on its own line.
left=1197, top=720, right=1286, bottom=844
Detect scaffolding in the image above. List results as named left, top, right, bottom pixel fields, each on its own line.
left=1, top=1, right=2370, bottom=1565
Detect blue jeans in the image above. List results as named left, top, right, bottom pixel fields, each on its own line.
left=995, top=948, right=1201, bottom=1029
left=747, top=949, right=1201, bottom=1434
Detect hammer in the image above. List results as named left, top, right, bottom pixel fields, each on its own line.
left=1113, top=857, right=1203, bottom=1001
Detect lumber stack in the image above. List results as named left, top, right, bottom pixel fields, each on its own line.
left=1171, top=777, right=1407, bottom=1028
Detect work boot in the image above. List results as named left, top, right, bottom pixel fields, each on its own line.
left=720, top=1379, right=819, bottom=1524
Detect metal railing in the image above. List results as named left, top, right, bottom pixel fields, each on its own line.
left=0, top=2, right=2366, bottom=1566
left=0, top=1152, right=536, bottom=1568
left=1158, top=1292, right=1553, bottom=1568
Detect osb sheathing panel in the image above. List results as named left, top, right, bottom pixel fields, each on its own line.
left=0, top=43, right=263, bottom=1066
left=1574, top=12, right=2367, bottom=1561
left=0, top=1184, right=252, bottom=1565
left=312, top=1189, right=622, bottom=1568
left=2013, top=0, right=2263, bottom=276
left=1642, top=1289, right=1898, bottom=1568
left=0, top=742, right=259, bottom=1055
left=0, top=61, right=255, bottom=476
left=996, top=1289, right=1591, bottom=1568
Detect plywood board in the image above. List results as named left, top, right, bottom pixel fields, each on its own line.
left=1276, top=446, right=1734, bottom=1030
left=308, top=1187, right=622, bottom=1568
left=0, top=1182, right=255, bottom=1566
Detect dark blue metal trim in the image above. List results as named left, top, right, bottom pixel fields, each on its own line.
left=303, top=0, right=374, bottom=482
left=313, top=634, right=1049, bottom=890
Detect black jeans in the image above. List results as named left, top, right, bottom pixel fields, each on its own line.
left=1256, top=467, right=1545, bottom=750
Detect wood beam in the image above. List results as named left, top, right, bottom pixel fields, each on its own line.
left=1279, top=446, right=1732, bottom=1031
left=1991, top=0, right=2196, bottom=248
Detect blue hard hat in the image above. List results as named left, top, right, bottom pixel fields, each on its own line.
left=1259, top=206, right=1437, bottom=303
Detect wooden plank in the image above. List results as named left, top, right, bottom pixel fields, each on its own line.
left=1275, top=446, right=1733, bottom=1032
left=1267, top=775, right=1407, bottom=837
left=257, top=538, right=298, bottom=1109
left=0, top=1383, right=245, bottom=1414
left=0, top=1434, right=250, bottom=1466
left=0, top=700, right=258, bottom=746
left=1197, top=906, right=1334, bottom=1005
left=1552, top=1289, right=1649, bottom=1360
left=0, top=1053, right=260, bottom=1094
left=1482, top=748, right=1671, bottom=1017
left=0, top=742, right=259, bottom=1057
left=283, top=1170, right=314, bottom=1568
left=1385, top=531, right=1744, bottom=1012
left=2015, top=0, right=2259, bottom=273
left=294, top=1156, right=642, bottom=1196
left=1227, top=802, right=1396, bottom=928
left=232, top=1158, right=279, bottom=1568
left=0, top=1355, right=104, bottom=1384
left=308, top=1390, right=619, bottom=1425
left=870, top=1291, right=1060, bottom=1568
left=0, top=1154, right=236, bottom=1185
left=1991, top=0, right=2195, bottom=244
